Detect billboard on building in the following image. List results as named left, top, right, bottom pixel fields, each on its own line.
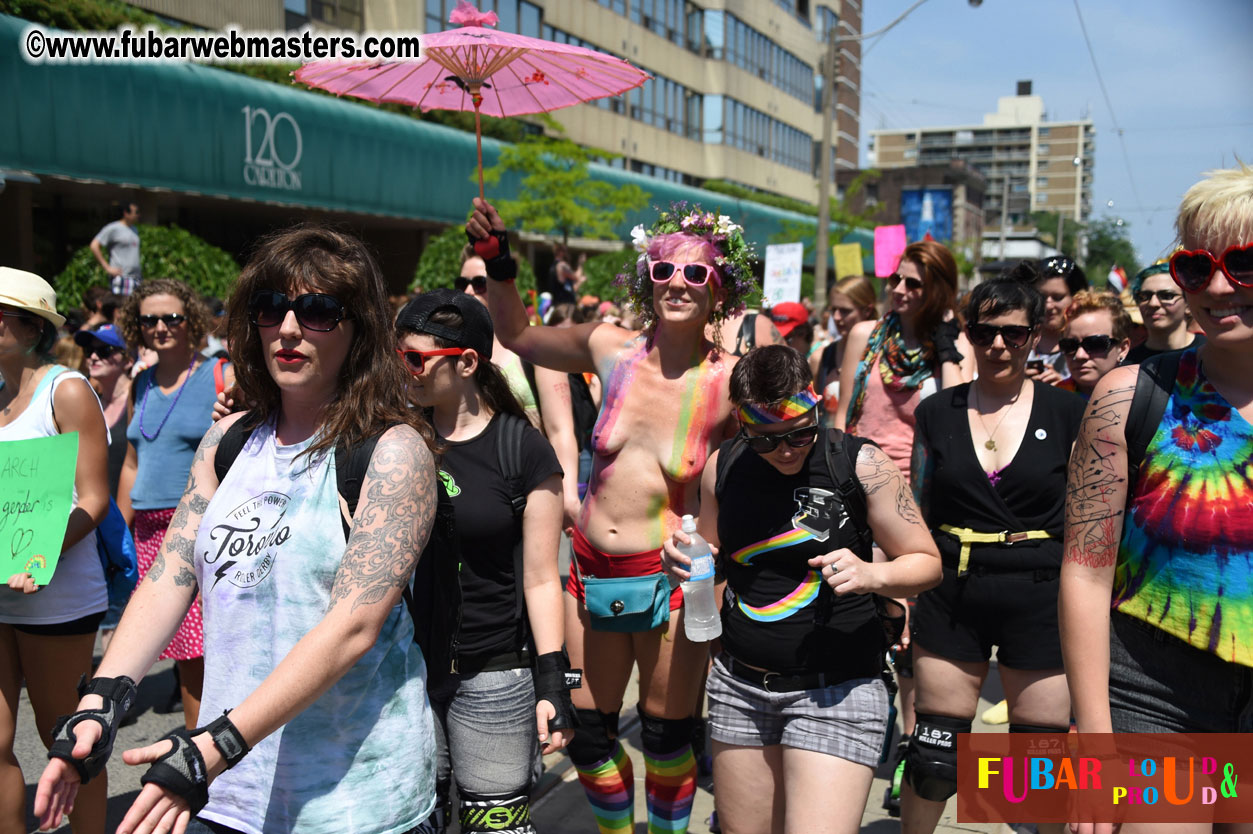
left=901, top=188, right=954, bottom=243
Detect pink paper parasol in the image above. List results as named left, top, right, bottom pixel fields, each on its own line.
left=294, top=1, right=650, bottom=201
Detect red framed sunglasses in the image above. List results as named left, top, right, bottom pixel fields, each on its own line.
left=396, top=347, right=466, bottom=374
left=1169, top=243, right=1253, bottom=292
left=649, top=260, right=720, bottom=287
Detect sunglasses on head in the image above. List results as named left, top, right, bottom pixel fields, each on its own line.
left=1059, top=335, right=1116, bottom=356
left=1169, top=244, right=1253, bottom=293
left=137, top=313, right=186, bottom=328
left=455, top=275, right=488, bottom=293
left=739, top=423, right=820, bottom=454
left=249, top=291, right=349, bottom=332
left=1041, top=256, right=1077, bottom=277
left=885, top=273, right=924, bottom=292
left=649, top=260, right=718, bottom=287
left=396, top=347, right=466, bottom=375
left=1133, top=289, right=1182, bottom=305
left=966, top=322, right=1034, bottom=349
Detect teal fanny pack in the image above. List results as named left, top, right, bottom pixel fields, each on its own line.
left=582, top=572, right=670, bottom=633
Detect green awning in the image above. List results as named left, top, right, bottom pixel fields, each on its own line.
left=1, top=13, right=870, bottom=263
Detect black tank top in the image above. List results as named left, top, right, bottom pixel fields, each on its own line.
left=716, top=435, right=882, bottom=676
left=913, top=381, right=1086, bottom=572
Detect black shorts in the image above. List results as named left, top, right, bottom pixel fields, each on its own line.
left=7, top=611, right=106, bottom=637
left=912, top=566, right=1061, bottom=670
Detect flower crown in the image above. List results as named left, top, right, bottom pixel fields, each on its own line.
left=615, top=201, right=759, bottom=330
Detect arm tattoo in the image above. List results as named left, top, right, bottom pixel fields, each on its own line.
left=1064, top=384, right=1135, bottom=568
left=173, top=565, right=198, bottom=588
left=857, top=443, right=923, bottom=525
left=191, top=420, right=226, bottom=466
left=329, top=428, right=437, bottom=613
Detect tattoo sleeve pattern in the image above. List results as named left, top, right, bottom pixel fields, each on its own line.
left=329, top=428, right=437, bottom=613
left=1063, top=385, right=1135, bottom=568
left=858, top=442, right=923, bottom=525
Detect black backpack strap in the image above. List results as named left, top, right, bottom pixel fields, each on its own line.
left=495, top=414, right=531, bottom=632
left=213, top=420, right=254, bottom=484
left=714, top=436, right=747, bottom=502
left=823, top=429, right=872, bottom=556
left=1124, top=351, right=1181, bottom=502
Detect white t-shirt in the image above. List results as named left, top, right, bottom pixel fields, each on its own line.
left=0, top=367, right=109, bottom=625
left=194, top=419, right=435, bottom=834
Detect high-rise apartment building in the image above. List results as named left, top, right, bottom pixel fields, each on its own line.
left=869, top=81, right=1094, bottom=232
left=124, top=0, right=863, bottom=207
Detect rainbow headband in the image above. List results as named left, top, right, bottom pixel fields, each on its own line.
left=737, top=385, right=820, bottom=425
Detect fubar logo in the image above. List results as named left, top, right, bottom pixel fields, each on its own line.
left=242, top=106, right=302, bottom=192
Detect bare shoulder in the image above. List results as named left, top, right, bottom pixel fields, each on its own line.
left=588, top=323, right=644, bottom=369
left=193, top=410, right=248, bottom=471
left=852, top=440, right=899, bottom=495
left=1081, top=366, right=1140, bottom=436
left=846, top=320, right=876, bottom=351
left=50, top=373, right=103, bottom=414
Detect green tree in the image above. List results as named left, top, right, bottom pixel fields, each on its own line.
left=578, top=249, right=634, bottom=304
left=1031, top=210, right=1082, bottom=256
left=1084, top=217, right=1142, bottom=290
left=481, top=134, right=649, bottom=245
left=412, top=225, right=535, bottom=294
left=54, top=225, right=239, bottom=309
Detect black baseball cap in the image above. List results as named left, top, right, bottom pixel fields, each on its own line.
left=396, top=289, right=494, bottom=359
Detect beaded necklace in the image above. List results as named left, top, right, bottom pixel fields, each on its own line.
left=138, top=354, right=198, bottom=441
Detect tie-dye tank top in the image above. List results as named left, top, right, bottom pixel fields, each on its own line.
left=194, top=419, right=435, bottom=833
left=1114, top=348, right=1253, bottom=667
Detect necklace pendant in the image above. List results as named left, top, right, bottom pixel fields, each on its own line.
left=984, top=439, right=997, bottom=451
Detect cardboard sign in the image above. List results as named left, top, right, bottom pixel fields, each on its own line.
left=0, top=433, right=79, bottom=585
left=763, top=242, right=805, bottom=305
left=833, top=242, right=864, bottom=281
left=874, top=225, right=907, bottom=277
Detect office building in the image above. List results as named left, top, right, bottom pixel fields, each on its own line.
left=869, top=81, right=1094, bottom=233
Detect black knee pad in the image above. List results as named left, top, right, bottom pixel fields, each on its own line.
left=565, top=708, right=619, bottom=766
left=458, top=790, right=534, bottom=834
left=904, top=713, right=970, bottom=802
left=638, top=709, right=695, bottom=756
left=1009, top=723, right=1070, bottom=734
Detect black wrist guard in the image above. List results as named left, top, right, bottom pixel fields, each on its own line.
left=47, top=675, right=137, bottom=784
left=467, top=228, right=518, bottom=282
left=931, top=319, right=964, bottom=365
left=139, top=729, right=210, bottom=814
left=199, top=710, right=250, bottom=770
left=534, top=651, right=581, bottom=733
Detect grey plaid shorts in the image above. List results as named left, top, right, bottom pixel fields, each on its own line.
left=706, top=654, right=890, bottom=767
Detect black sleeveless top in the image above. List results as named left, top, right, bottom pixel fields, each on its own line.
left=716, top=434, right=882, bottom=676
left=913, top=381, right=1085, bottom=572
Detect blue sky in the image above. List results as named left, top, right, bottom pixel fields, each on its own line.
left=859, top=0, right=1253, bottom=265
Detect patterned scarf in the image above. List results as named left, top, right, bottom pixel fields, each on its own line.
left=844, top=312, right=933, bottom=433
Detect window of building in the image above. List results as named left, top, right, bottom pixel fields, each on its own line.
left=1038, top=143, right=1051, bottom=155
left=817, top=7, right=838, bottom=41
left=1037, top=126, right=1050, bottom=138
left=1037, top=177, right=1048, bottom=188
left=1036, top=193, right=1048, bottom=203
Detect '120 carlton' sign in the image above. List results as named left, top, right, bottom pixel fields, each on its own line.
left=242, top=106, right=302, bottom=192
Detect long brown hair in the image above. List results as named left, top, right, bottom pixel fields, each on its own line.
left=899, top=240, right=958, bottom=358
left=227, top=225, right=435, bottom=459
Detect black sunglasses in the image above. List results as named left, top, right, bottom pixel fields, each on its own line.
left=885, top=273, right=924, bottom=292
left=1133, top=289, right=1182, bottom=305
left=1059, top=335, right=1116, bottom=356
left=87, top=343, right=125, bottom=360
left=455, top=275, right=488, bottom=293
left=137, top=313, right=186, bottom=328
left=739, top=424, right=820, bottom=454
left=966, top=323, right=1034, bottom=349
left=249, top=291, right=349, bottom=332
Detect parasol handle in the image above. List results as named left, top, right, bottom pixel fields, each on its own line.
left=470, top=84, right=485, bottom=203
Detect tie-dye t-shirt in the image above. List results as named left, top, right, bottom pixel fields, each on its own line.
left=194, top=419, right=435, bottom=833
left=1115, top=348, right=1253, bottom=667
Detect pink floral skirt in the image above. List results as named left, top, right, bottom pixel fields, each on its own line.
left=134, top=507, right=204, bottom=661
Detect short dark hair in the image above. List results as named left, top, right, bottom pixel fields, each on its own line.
left=728, top=344, right=811, bottom=407
left=1036, top=255, right=1089, bottom=295
left=966, top=277, right=1046, bottom=329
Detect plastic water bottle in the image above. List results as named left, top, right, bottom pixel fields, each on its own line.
left=677, top=514, right=721, bottom=642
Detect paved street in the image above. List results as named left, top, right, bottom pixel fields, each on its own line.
left=15, top=652, right=1022, bottom=833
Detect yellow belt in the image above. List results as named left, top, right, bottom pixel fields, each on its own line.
left=938, top=525, right=1052, bottom=576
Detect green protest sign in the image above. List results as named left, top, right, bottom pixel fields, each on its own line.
left=0, top=433, right=79, bottom=586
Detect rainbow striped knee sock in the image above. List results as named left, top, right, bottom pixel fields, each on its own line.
left=643, top=743, right=697, bottom=834
left=574, top=741, right=635, bottom=834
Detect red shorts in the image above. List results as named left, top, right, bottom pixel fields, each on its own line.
left=566, top=526, right=683, bottom=612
